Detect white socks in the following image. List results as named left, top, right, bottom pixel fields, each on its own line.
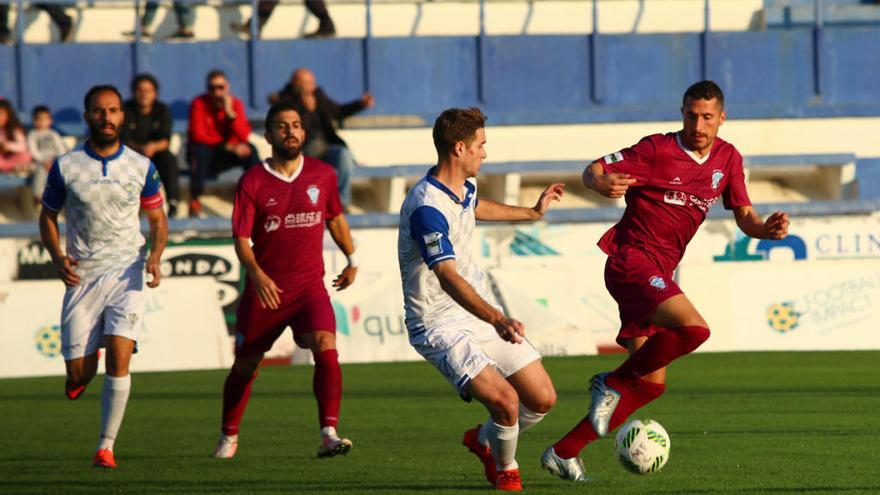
left=485, top=421, right=519, bottom=471
left=97, top=374, right=131, bottom=452
left=478, top=403, right=546, bottom=447
left=320, top=426, right=338, bottom=440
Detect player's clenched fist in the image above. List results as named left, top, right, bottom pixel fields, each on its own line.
left=595, top=173, right=637, bottom=199
left=493, top=316, right=525, bottom=344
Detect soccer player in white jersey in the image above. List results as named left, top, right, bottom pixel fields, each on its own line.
left=39, top=85, right=168, bottom=469
left=398, top=107, right=565, bottom=491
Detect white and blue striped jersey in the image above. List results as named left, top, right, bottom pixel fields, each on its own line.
left=42, top=142, right=163, bottom=280
left=398, top=168, right=493, bottom=331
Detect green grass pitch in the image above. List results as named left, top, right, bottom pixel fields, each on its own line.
left=1, top=351, right=878, bottom=494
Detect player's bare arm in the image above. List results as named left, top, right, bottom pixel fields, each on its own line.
left=234, top=237, right=283, bottom=309
left=432, top=259, right=524, bottom=344
left=326, top=213, right=357, bottom=291
left=582, top=160, right=637, bottom=198
left=733, top=206, right=790, bottom=240
left=474, top=183, right=565, bottom=222
left=144, top=207, right=167, bottom=288
left=39, top=207, right=80, bottom=287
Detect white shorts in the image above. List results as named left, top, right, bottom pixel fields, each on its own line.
left=61, top=260, right=145, bottom=360
left=410, top=316, right=541, bottom=401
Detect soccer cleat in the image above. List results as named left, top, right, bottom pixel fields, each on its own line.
left=92, top=449, right=117, bottom=469
left=213, top=434, right=238, bottom=459
left=541, top=446, right=589, bottom=482
left=317, top=435, right=352, bottom=458
left=65, top=380, right=86, bottom=400
left=462, top=424, right=496, bottom=484
left=588, top=372, right=621, bottom=437
left=494, top=469, right=522, bottom=491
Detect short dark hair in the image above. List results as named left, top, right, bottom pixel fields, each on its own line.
left=131, top=73, right=159, bottom=93
left=83, top=84, right=123, bottom=112
left=264, top=100, right=304, bottom=130
left=32, top=105, right=51, bottom=118
left=432, top=107, right=487, bottom=158
left=206, top=69, right=227, bottom=85
left=683, top=80, right=725, bottom=108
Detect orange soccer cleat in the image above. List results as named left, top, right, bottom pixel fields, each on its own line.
left=462, top=425, right=496, bottom=484
left=495, top=468, right=522, bottom=491
left=92, top=449, right=117, bottom=469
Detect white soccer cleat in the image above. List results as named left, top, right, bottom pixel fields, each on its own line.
left=317, top=435, right=352, bottom=458
left=588, top=372, right=621, bottom=437
left=213, top=434, right=238, bottom=459
left=541, top=447, right=589, bottom=482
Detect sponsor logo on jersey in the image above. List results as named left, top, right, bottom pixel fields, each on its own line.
left=663, top=190, right=687, bottom=206
left=603, top=151, right=624, bottom=165
left=423, top=232, right=444, bottom=256
left=711, top=169, right=724, bottom=190
left=265, top=198, right=277, bottom=207
left=307, top=185, right=320, bottom=205
left=689, top=194, right=718, bottom=213
left=284, top=211, right=323, bottom=228
left=669, top=176, right=682, bottom=185
left=649, top=276, right=667, bottom=291
left=265, top=215, right=281, bottom=232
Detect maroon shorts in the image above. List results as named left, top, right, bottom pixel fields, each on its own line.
left=234, top=283, right=336, bottom=357
left=604, top=247, right=683, bottom=346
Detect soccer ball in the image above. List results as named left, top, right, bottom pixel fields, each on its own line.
left=615, top=419, right=671, bottom=475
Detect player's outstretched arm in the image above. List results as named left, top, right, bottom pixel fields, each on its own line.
left=733, top=206, right=790, bottom=240
left=39, top=207, right=80, bottom=287
left=234, top=237, right=283, bottom=309
left=432, top=259, right=524, bottom=344
left=326, top=214, right=358, bottom=291
left=582, top=160, right=637, bottom=198
left=474, top=183, right=565, bottom=222
left=144, top=207, right=167, bottom=288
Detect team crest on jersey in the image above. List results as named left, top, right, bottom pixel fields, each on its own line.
left=423, top=232, right=444, bottom=256
left=649, top=276, right=667, bottom=291
left=124, top=182, right=137, bottom=201
left=264, top=215, right=281, bottom=233
left=307, top=185, right=320, bottom=205
left=711, top=170, right=724, bottom=190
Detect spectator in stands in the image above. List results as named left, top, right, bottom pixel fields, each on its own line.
left=123, top=74, right=181, bottom=218
left=187, top=69, right=260, bottom=218
left=27, top=105, right=67, bottom=206
left=231, top=1, right=335, bottom=39
left=268, top=68, right=374, bottom=208
left=0, top=3, right=73, bottom=44
left=123, top=1, right=195, bottom=41
left=0, top=99, right=32, bottom=174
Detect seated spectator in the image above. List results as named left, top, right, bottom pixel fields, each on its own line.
left=123, top=1, right=195, bottom=41
left=123, top=74, right=181, bottom=218
left=27, top=105, right=67, bottom=206
left=0, top=99, right=32, bottom=174
left=187, top=69, right=260, bottom=217
left=269, top=67, right=374, bottom=208
left=0, top=3, right=73, bottom=44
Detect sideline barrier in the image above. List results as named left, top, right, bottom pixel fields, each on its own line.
left=0, top=277, right=232, bottom=378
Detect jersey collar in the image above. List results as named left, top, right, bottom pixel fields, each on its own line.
left=426, top=166, right=475, bottom=209
left=675, top=132, right=711, bottom=165
left=84, top=141, right=125, bottom=164
left=262, top=155, right=304, bottom=183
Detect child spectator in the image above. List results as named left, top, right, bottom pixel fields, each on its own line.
left=0, top=99, right=32, bottom=175
left=27, top=105, right=68, bottom=205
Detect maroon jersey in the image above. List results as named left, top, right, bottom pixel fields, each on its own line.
left=232, top=158, right=342, bottom=289
left=598, top=132, right=751, bottom=273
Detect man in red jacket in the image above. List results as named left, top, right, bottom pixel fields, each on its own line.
left=187, top=69, right=261, bottom=217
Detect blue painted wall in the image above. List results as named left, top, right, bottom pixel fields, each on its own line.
left=2, top=26, right=880, bottom=130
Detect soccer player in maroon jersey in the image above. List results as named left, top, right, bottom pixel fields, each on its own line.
left=541, top=81, right=790, bottom=481
left=213, top=101, right=358, bottom=459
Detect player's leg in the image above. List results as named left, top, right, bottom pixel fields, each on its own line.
left=613, top=294, right=710, bottom=380
left=61, top=280, right=103, bottom=400
left=467, top=366, right=523, bottom=491
left=297, top=329, right=350, bottom=458
left=92, top=335, right=135, bottom=469
left=216, top=293, right=288, bottom=458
